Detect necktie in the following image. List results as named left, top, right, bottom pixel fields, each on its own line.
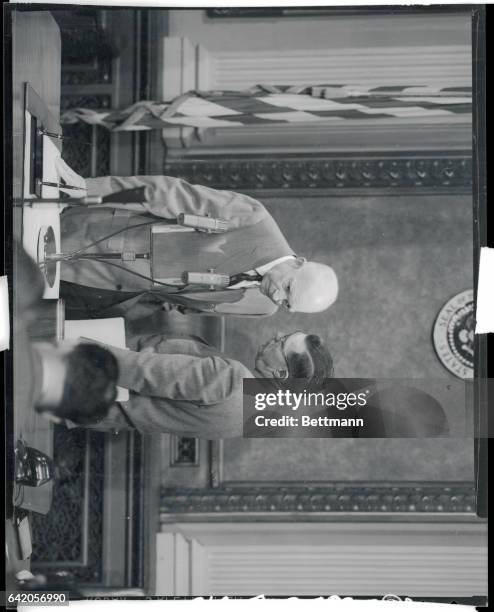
left=228, top=271, right=263, bottom=287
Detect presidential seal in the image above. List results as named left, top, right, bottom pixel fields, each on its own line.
left=433, top=289, right=474, bottom=379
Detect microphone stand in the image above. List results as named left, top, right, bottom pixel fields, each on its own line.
left=14, top=187, right=147, bottom=208
left=14, top=196, right=103, bottom=207
left=19, top=184, right=232, bottom=290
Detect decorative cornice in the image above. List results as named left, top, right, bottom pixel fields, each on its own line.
left=61, top=69, right=111, bottom=86
left=31, top=429, right=105, bottom=581
left=61, top=94, right=112, bottom=111
left=165, top=155, right=472, bottom=194
left=160, top=483, right=476, bottom=517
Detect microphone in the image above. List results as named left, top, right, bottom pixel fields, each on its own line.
left=182, top=272, right=230, bottom=289
left=177, top=214, right=229, bottom=233
left=15, top=196, right=103, bottom=207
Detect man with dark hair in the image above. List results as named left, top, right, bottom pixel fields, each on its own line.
left=33, top=341, right=119, bottom=425
left=12, top=242, right=119, bottom=428
left=74, top=330, right=333, bottom=438
left=254, top=332, right=334, bottom=386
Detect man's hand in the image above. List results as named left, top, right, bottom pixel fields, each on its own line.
left=54, top=156, right=87, bottom=196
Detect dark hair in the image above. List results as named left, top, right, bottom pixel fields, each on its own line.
left=56, top=344, right=119, bottom=424
left=286, top=334, right=334, bottom=387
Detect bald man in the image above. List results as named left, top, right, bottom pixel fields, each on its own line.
left=56, top=162, right=338, bottom=319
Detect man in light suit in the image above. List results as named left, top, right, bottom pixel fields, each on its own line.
left=73, top=330, right=333, bottom=439
left=56, top=162, right=338, bottom=319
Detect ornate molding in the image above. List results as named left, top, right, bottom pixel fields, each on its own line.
left=31, top=429, right=105, bottom=582
left=61, top=120, right=110, bottom=178
left=61, top=68, right=111, bottom=86
left=165, top=155, right=472, bottom=194
left=160, top=483, right=476, bottom=517
left=61, top=94, right=112, bottom=111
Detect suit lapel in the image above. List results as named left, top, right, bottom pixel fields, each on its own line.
left=152, top=214, right=292, bottom=278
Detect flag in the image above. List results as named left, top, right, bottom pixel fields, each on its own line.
left=60, top=84, right=472, bottom=131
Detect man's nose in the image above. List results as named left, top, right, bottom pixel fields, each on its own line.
left=272, top=287, right=286, bottom=303
left=275, top=299, right=291, bottom=312
left=275, top=296, right=290, bottom=310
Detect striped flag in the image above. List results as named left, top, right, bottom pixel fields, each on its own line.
left=60, top=84, right=472, bottom=131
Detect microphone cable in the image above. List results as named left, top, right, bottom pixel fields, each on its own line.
left=63, top=218, right=170, bottom=258
left=62, top=256, right=189, bottom=291
left=54, top=217, right=189, bottom=290
left=53, top=214, right=238, bottom=293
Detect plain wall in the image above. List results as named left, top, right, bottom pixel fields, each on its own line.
left=223, top=193, right=474, bottom=482
left=168, top=10, right=471, bottom=53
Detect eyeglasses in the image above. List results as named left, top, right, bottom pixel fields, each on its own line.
left=275, top=331, right=303, bottom=379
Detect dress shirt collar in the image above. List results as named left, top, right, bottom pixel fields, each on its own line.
left=228, top=255, right=296, bottom=289
left=255, top=255, right=296, bottom=276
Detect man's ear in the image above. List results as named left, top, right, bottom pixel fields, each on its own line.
left=295, top=256, right=307, bottom=267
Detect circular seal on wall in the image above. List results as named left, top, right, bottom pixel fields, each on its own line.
left=433, top=289, right=474, bottom=379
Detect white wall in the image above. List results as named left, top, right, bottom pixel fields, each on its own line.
left=168, top=10, right=471, bottom=54
left=155, top=521, right=487, bottom=597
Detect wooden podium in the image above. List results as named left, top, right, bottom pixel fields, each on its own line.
left=12, top=11, right=62, bottom=515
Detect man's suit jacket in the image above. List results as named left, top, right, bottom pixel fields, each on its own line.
left=89, top=333, right=253, bottom=438
left=60, top=175, right=293, bottom=317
